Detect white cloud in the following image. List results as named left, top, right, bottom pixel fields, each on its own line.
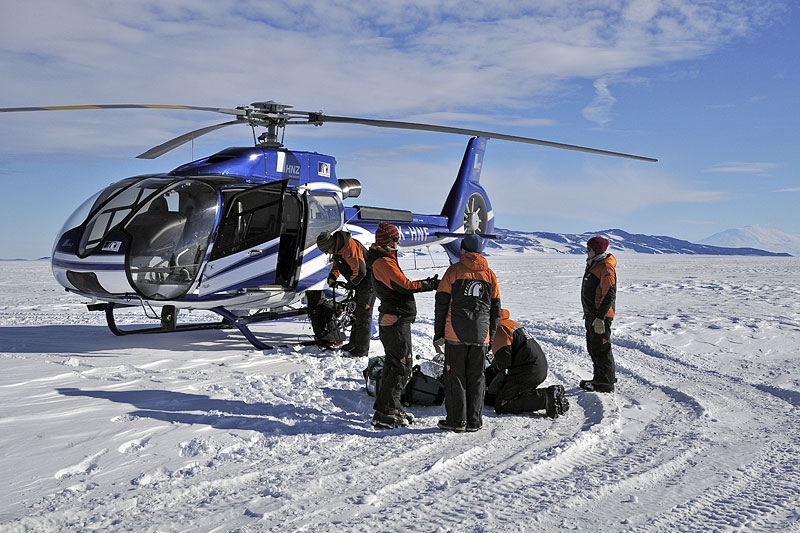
left=0, top=1, right=786, bottom=158
left=582, top=78, right=616, bottom=126
left=1, top=1, right=783, bottom=106
left=704, top=162, right=781, bottom=174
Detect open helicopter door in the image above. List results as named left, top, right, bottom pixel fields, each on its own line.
left=198, top=180, right=297, bottom=296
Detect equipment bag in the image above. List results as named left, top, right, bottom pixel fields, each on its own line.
left=306, top=290, right=346, bottom=348
left=363, top=357, right=444, bottom=406
left=363, top=355, right=385, bottom=398
left=403, top=366, right=445, bottom=406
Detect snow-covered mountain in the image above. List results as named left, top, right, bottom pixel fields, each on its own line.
left=699, top=225, right=800, bottom=256
left=486, top=227, right=792, bottom=256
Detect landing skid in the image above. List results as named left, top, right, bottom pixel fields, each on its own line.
left=96, top=302, right=308, bottom=350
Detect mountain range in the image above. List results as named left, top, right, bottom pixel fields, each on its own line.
left=698, top=225, right=800, bottom=256
left=2, top=228, right=796, bottom=261
left=486, top=228, right=793, bottom=257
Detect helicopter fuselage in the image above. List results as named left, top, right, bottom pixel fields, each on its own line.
left=50, top=145, right=484, bottom=313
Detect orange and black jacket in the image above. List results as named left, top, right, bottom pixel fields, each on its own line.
left=491, top=310, right=543, bottom=377
left=368, top=244, right=426, bottom=322
left=581, top=253, right=617, bottom=320
left=328, top=231, right=368, bottom=288
left=434, top=251, right=501, bottom=346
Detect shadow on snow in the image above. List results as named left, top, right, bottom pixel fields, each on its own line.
left=55, top=386, right=444, bottom=437
left=0, top=324, right=315, bottom=354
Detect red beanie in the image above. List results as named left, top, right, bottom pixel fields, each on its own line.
left=375, top=222, right=400, bottom=247
left=587, top=236, right=610, bottom=254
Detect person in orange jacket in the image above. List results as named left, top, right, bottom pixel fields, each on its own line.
left=434, top=234, right=501, bottom=432
left=489, top=309, right=568, bottom=418
left=368, top=222, right=439, bottom=429
left=580, top=236, right=617, bottom=393
left=316, top=230, right=375, bottom=357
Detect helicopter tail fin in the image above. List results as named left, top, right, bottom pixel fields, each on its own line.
left=440, top=136, right=494, bottom=260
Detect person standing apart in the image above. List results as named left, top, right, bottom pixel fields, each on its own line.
left=316, top=230, right=375, bottom=357
left=369, top=222, right=439, bottom=429
left=434, top=234, right=501, bottom=432
left=580, top=236, right=617, bottom=393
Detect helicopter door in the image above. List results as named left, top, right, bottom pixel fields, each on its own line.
left=275, top=192, right=303, bottom=286
left=199, top=181, right=289, bottom=295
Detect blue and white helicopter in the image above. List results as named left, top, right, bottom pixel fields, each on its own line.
left=1, top=101, right=656, bottom=349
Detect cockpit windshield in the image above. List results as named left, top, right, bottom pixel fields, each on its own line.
left=78, top=177, right=173, bottom=257
left=125, top=180, right=219, bottom=300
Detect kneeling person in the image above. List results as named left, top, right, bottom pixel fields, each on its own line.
left=491, top=309, right=569, bottom=418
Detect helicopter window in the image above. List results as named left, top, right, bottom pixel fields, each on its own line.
left=54, top=176, right=141, bottom=254
left=304, top=193, right=343, bottom=249
left=89, top=177, right=142, bottom=216
left=211, top=184, right=285, bottom=260
left=126, top=180, right=219, bottom=300
left=78, top=177, right=175, bottom=257
left=53, top=189, right=103, bottom=255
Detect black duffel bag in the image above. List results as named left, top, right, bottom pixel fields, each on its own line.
left=363, top=356, right=445, bottom=406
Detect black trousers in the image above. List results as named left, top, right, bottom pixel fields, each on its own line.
left=349, top=283, right=376, bottom=353
left=494, top=359, right=548, bottom=414
left=443, top=343, right=486, bottom=428
left=374, top=321, right=412, bottom=413
left=585, top=316, right=616, bottom=384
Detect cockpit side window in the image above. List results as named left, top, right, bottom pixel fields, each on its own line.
left=210, top=183, right=285, bottom=260
left=304, top=193, right=343, bottom=249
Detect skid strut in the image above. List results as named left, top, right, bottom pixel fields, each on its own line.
left=98, top=302, right=307, bottom=350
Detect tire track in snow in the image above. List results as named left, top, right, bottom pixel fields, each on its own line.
left=601, top=332, right=800, bottom=531
left=279, top=320, right=708, bottom=531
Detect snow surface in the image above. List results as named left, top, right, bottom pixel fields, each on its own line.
left=2, top=254, right=800, bottom=532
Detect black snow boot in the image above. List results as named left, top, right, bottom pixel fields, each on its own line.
left=372, top=410, right=408, bottom=429
left=437, top=419, right=466, bottom=433
left=579, top=380, right=615, bottom=393
left=545, top=385, right=568, bottom=419
left=388, top=408, right=415, bottom=425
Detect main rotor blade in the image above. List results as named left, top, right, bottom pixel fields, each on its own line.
left=0, top=104, right=245, bottom=116
left=136, top=119, right=243, bottom=159
left=315, top=115, right=657, bottom=162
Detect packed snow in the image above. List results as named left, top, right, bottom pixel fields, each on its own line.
left=2, top=252, right=800, bottom=532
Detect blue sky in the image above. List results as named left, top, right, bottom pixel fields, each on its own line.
left=1, top=0, right=797, bottom=258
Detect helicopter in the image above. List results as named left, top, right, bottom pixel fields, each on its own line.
left=1, top=101, right=656, bottom=349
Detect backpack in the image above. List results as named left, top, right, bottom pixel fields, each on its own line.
left=363, top=356, right=444, bottom=406
left=363, top=356, right=385, bottom=397
left=306, top=290, right=346, bottom=348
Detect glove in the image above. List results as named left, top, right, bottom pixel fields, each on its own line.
left=592, top=317, right=606, bottom=334
left=326, top=273, right=337, bottom=287
left=419, top=274, right=440, bottom=292
left=433, top=337, right=445, bottom=355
